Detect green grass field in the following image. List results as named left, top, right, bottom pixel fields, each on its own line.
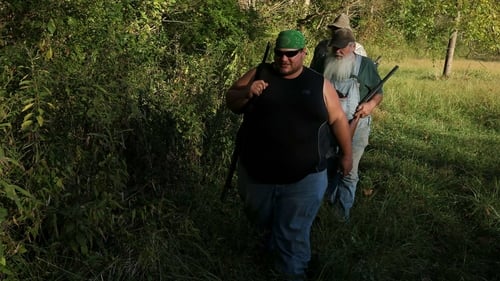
left=29, top=59, right=499, bottom=281
left=204, top=58, right=500, bottom=281
left=307, top=58, right=500, bottom=280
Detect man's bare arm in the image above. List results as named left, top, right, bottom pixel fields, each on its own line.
left=226, top=68, right=269, bottom=114
left=226, top=68, right=255, bottom=113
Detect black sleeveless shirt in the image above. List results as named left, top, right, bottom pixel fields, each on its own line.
left=238, top=63, right=329, bottom=184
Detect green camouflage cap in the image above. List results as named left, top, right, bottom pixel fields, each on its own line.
left=275, top=30, right=305, bottom=49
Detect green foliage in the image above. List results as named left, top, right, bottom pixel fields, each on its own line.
left=162, top=0, right=260, bottom=53
left=460, top=0, right=500, bottom=56
left=0, top=0, right=264, bottom=278
left=1, top=0, right=167, bottom=277
left=383, top=0, right=500, bottom=56
left=381, top=0, right=451, bottom=56
left=1, top=0, right=499, bottom=280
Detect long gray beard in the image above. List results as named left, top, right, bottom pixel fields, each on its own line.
left=323, top=53, right=356, bottom=82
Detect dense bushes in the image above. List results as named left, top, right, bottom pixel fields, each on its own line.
left=1, top=0, right=498, bottom=279
left=0, top=0, right=264, bottom=278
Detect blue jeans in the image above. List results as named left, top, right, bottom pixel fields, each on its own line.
left=238, top=165, right=328, bottom=279
left=326, top=116, right=371, bottom=220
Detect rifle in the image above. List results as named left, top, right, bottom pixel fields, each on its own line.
left=220, top=42, right=271, bottom=202
left=349, top=65, right=399, bottom=137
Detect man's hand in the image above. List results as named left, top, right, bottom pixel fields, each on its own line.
left=339, top=153, right=353, bottom=177
left=249, top=80, right=269, bottom=98
left=354, top=97, right=379, bottom=118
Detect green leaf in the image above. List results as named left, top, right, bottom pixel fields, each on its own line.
left=12, top=184, right=33, bottom=198
left=55, top=178, right=64, bottom=188
left=21, top=103, right=34, bottom=112
left=23, top=112, right=33, bottom=122
left=22, top=98, right=34, bottom=104
left=0, top=180, right=33, bottom=199
left=21, top=120, right=33, bottom=130
left=47, top=18, right=56, bottom=34
left=16, top=244, right=27, bottom=254
left=0, top=156, right=23, bottom=171
left=36, top=115, right=44, bottom=127
left=45, top=47, right=53, bottom=60
left=0, top=207, right=7, bottom=222
left=1, top=182, right=19, bottom=205
left=19, top=78, right=32, bottom=89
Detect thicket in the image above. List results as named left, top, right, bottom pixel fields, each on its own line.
left=0, top=0, right=498, bottom=279
left=0, top=0, right=262, bottom=278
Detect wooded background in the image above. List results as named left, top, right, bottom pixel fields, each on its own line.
left=0, top=0, right=498, bottom=279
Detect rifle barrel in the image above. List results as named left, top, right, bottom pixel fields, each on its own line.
left=360, top=65, right=399, bottom=104
left=349, top=65, right=399, bottom=138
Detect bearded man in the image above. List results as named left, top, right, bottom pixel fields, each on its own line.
left=321, top=28, right=383, bottom=222
left=310, top=13, right=368, bottom=73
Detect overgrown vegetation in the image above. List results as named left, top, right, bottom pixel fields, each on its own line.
left=1, top=0, right=499, bottom=280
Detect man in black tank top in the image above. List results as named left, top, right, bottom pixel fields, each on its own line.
left=226, top=30, right=352, bottom=280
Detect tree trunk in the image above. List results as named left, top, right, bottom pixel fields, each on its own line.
left=238, top=0, right=256, bottom=9
left=442, top=29, right=457, bottom=78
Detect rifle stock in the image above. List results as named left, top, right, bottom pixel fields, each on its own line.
left=220, top=42, right=271, bottom=202
left=348, top=115, right=361, bottom=138
left=348, top=65, right=399, bottom=138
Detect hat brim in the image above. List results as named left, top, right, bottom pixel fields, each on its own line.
left=328, top=40, right=349, bottom=49
left=327, top=24, right=341, bottom=29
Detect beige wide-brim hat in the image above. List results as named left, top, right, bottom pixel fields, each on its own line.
left=327, top=13, right=352, bottom=30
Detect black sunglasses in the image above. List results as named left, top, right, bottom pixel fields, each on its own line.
left=274, top=49, right=302, bottom=58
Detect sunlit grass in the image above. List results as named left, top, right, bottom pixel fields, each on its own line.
left=189, top=58, right=500, bottom=280
left=311, top=58, right=500, bottom=281
left=201, top=58, right=497, bottom=281
left=167, top=58, right=499, bottom=280
left=30, top=59, right=499, bottom=281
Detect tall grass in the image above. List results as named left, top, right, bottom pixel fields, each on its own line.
left=204, top=58, right=500, bottom=281
left=25, top=59, right=499, bottom=281
left=308, top=58, right=500, bottom=281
